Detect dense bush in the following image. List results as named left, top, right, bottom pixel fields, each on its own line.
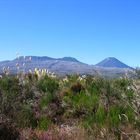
left=38, top=75, right=59, bottom=93
left=0, top=73, right=139, bottom=139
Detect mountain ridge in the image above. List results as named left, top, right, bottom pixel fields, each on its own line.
left=13, top=56, right=80, bottom=63
left=0, top=56, right=135, bottom=77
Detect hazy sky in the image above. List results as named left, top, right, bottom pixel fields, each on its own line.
left=0, top=0, right=139, bottom=67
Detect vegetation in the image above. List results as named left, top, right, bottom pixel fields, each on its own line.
left=0, top=71, right=140, bottom=140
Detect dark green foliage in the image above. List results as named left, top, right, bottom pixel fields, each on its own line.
left=125, top=106, right=135, bottom=123
left=17, top=104, right=37, bottom=128
left=82, top=113, right=95, bottom=129
left=39, top=95, right=49, bottom=110
left=108, top=106, right=122, bottom=127
left=38, top=75, right=59, bottom=93
left=82, top=106, right=106, bottom=129
left=0, top=77, right=22, bottom=119
left=37, top=116, right=51, bottom=130
left=63, top=91, right=99, bottom=118
left=70, top=82, right=84, bottom=93
left=85, top=77, right=103, bottom=95
left=95, top=106, right=106, bottom=125
left=38, top=92, right=58, bottom=110
left=108, top=105, right=135, bottom=127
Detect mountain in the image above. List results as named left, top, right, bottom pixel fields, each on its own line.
left=0, top=56, right=135, bottom=77
left=58, top=57, right=80, bottom=62
left=96, top=57, right=131, bottom=68
left=14, top=56, right=79, bottom=63
left=0, top=56, right=95, bottom=75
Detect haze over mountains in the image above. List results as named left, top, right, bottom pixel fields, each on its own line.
left=0, top=56, right=135, bottom=77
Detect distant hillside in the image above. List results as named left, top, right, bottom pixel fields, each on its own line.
left=96, top=57, right=131, bottom=68
left=14, top=56, right=80, bottom=62
left=0, top=56, right=135, bottom=77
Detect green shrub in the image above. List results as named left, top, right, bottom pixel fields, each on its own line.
left=82, top=106, right=106, bottom=130
left=0, top=77, right=22, bottom=119
left=82, top=113, right=95, bottom=130
left=63, top=91, right=99, bottom=117
left=37, top=116, right=51, bottom=130
left=0, top=76, right=20, bottom=92
left=95, top=105, right=106, bottom=126
left=38, top=93, right=55, bottom=110
left=39, top=96, right=49, bottom=110
left=17, top=104, right=37, bottom=128
left=0, top=74, right=139, bottom=139
left=0, top=76, right=13, bottom=91
left=70, top=82, right=85, bottom=93
left=126, top=90, right=135, bottom=101
left=125, top=106, right=135, bottom=123
left=113, top=78, right=131, bottom=91
left=38, top=76, right=59, bottom=93
left=108, top=106, right=122, bottom=127
left=86, top=78, right=103, bottom=95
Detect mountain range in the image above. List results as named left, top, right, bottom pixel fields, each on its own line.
left=0, top=56, right=135, bottom=77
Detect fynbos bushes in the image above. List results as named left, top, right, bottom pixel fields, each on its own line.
left=0, top=73, right=139, bottom=140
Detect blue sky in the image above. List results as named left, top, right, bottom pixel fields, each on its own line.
left=0, top=0, right=139, bottom=67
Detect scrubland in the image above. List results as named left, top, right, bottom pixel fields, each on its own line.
left=0, top=69, right=140, bottom=140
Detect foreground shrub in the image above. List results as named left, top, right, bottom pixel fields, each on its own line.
left=17, top=104, right=37, bottom=128
left=70, top=82, right=85, bottom=93
left=0, top=115, right=19, bottom=140
left=108, top=105, right=135, bottom=128
left=38, top=75, right=59, bottom=93
left=37, top=116, right=51, bottom=130
left=0, top=74, right=139, bottom=140
left=62, top=91, right=99, bottom=118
